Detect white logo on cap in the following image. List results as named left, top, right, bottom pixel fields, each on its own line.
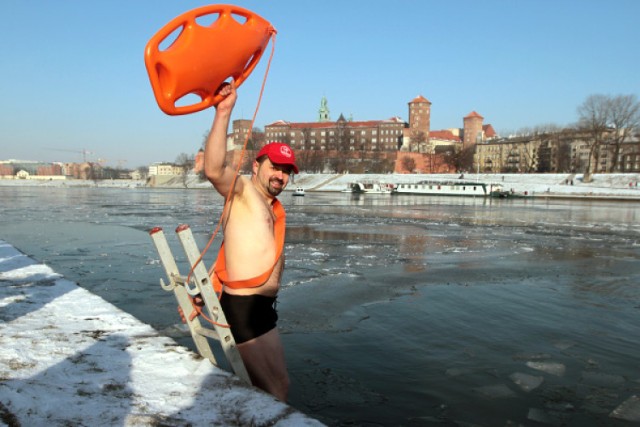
left=279, top=145, right=292, bottom=158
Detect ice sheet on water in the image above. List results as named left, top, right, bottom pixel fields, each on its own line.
left=510, top=372, right=544, bottom=392
left=610, top=395, right=640, bottom=422
left=526, top=361, right=566, bottom=377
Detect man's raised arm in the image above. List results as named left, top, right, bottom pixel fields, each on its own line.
left=204, top=82, right=243, bottom=197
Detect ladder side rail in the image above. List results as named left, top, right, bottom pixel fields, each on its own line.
left=149, top=227, right=218, bottom=364
left=175, top=225, right=251, bottom=385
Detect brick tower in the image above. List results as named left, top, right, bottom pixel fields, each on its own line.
left=405, top=95, right=432, bottom=152
left=408, top=95, right=431, bottom=135
left=463, top=111, right=484, bottom=149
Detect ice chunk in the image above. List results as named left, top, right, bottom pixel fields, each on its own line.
left=510, top=372, right=544, bottom=392
left=610, top=395, right=640, bottom=422
left=526, top=361, right=566, bottom=377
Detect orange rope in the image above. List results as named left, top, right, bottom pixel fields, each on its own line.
left=184, top=30, right=277, bottom=327
left=179, top=296, right=229, bottom=328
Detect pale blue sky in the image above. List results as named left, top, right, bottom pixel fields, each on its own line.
left=1, top=1, right=639, bottom=168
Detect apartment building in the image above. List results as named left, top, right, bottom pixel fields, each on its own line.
left=476, top=131, right=640, bottom=174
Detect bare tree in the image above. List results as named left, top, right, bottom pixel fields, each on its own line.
left=175, top=152, right=195, bottom=187
left=136, top=166, right=148, bottom=179
left=175, top=152, right=194, bottom=171
left=330, top=124, right=351, bottom=173
left=606, top=94, right=640, bottom=172
left=249, top=127, right=265, bottom=150
left=555, top=135, right=572, bottom=173
left=443, top=146, right=474, bottom=172
left=369, top=151, right=391, bottom=173
left=307, top=149, right=324, bottom=173
left=294, top=128, right=313, bottom=172
left=237, top=127, right=266, bottom=173
left=519, top=141, right=538, bottom=173
left=531, top=123, right=563, bottom=135
left=401, top=155, right=416, bottom=173
left=577, top=94, right=613, bottom=180
left=411, top=130, right=427, bottom=153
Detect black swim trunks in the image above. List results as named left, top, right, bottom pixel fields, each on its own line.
left=220, top=292, right=278, bottom=344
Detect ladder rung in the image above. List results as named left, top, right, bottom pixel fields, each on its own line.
left=194, top=326, right=220, bottom=341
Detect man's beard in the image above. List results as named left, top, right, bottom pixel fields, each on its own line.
left=267, top=178, right=284, bottom=196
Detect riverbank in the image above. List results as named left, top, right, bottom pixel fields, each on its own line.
left=0, top=240, right=323, bottom=426
left=3, top=172, right=640, bottom=200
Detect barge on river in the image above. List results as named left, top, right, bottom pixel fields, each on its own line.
left=393, top=180, right=502, bottom=197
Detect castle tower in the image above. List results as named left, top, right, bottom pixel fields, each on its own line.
left=404, top=95, right=432, bottom=152
left=408, top=95, right=431, bottom=135
left=463, top=111, right=484, bottom=149
left=318, top=96, right=331, bottom=122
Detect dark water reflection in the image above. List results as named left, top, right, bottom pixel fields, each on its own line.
left=1, top=187, right=639, bottom=426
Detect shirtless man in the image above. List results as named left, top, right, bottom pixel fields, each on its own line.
left=204, top=82, right=296, bottom=402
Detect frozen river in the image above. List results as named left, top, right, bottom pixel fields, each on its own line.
left=1, top=186, right=639, bottom=426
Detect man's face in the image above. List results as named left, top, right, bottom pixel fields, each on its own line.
left=254, top=158, right=292, bottom=197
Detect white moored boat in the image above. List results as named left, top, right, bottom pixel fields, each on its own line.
left=342, top=181, right=395, bottom=194
left=293, top=187, right=305, bottom=196
left=393, top=180, right=502, bottom=197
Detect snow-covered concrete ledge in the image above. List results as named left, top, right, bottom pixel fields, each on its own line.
left=0, top=240, right=323, bottom=426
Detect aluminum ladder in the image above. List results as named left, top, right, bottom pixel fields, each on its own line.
left=149, top=224, right=250, bottom=384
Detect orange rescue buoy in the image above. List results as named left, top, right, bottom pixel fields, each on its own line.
left=145, top=4, right=276, bottom=115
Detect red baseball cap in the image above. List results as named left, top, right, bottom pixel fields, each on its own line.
left=256, top=142, right=299, bottom=174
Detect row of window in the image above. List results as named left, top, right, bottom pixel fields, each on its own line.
left=285, top=137, right=399, bottom=144
left=398, top=184, right=478, bottom=191
left=266, top=129, right=402, bottom=138
left=292, top=145, right=396, bottom=151
left=291, top=140, right=397, bottom=147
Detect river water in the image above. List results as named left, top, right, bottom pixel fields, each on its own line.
left=1, top=185, right=639, bottom=426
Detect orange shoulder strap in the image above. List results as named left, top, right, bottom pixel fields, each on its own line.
left=211, top=199, right=286, bottom=293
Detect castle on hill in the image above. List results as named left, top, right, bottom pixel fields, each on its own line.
left=228, top=96, right=497, bottom=173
